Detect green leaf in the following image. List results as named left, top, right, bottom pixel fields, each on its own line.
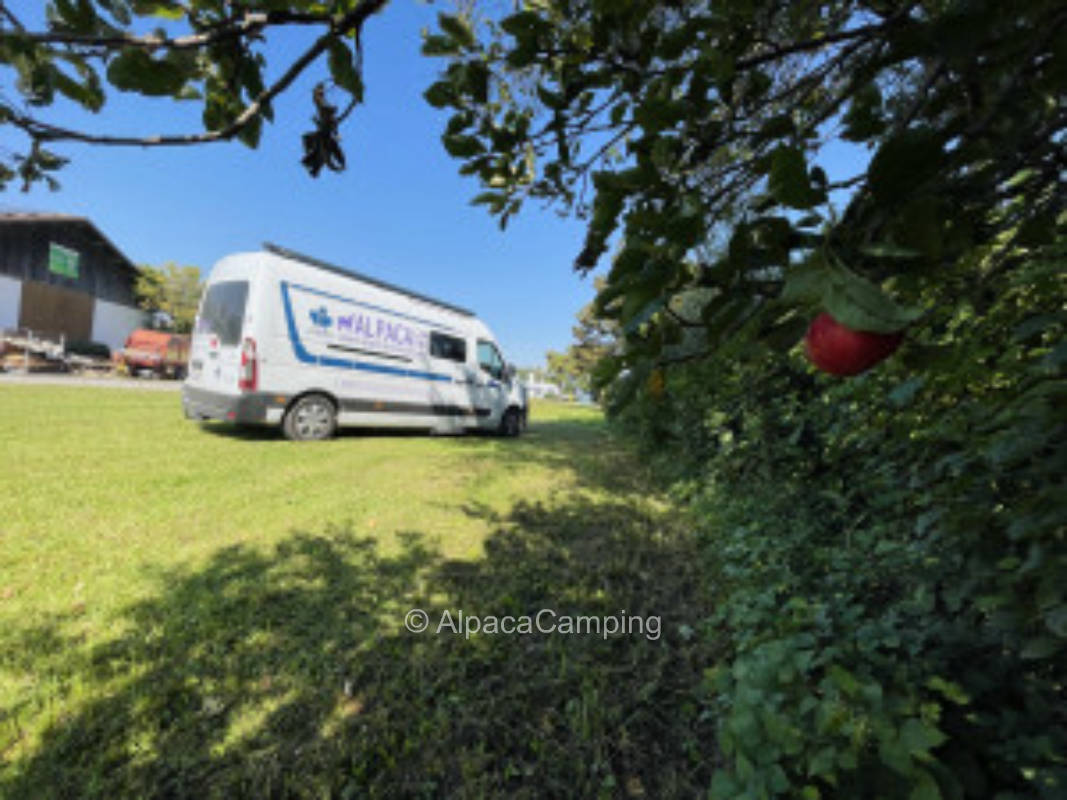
left=757, top=113, right=795, bottom=142
left=710, top=768, right=741, bottom=800
left=821, top=257, right=923, bottom=333
left=52, top=0, right=99, bottom=33
left=49, top=62, right=104, bottom=111
left=900, top=718, right=947, bottom=755
left=827, top=664, right=860, bottom=696
left=622, top=298, right=665, bottom=335
left=842, top=83, right=884, bottom=142
left=106, top=48, right=187, bottom=96
left=327, top=40, right=363, bottom=100
left=808, top=746, right=837, bottom=778
left=868, top=128, right=944, bottom=205
left=779, top=259, right=825, bottom=306
left=537, top=84, right=566, bottom=110
left=925, top=676, right=970, bottom=705
left=880, top=737, right=913, bottom=776
left=500, top=10, right=548, bottom=40
left=130, top=1, right=185, bottom=20
left=761, top=313, right=809, bottom=351
left=422, top=34, right=460, bottom=57
left=461, top=61, right=490, bottom=104
left=471, top=191, right=508, bottom=213
left=236, top=114, right=262, bottom=149
left=768, top=146, right=823, bottom=210
left=909, top=769, right=942, bottom=800
left=423, top=81, right=456, bottom=109
left=442, top=134, right=484, bottom=158
left=438, top=13, right=476, bottom=50
left=591, top=354, right=625, bottom=391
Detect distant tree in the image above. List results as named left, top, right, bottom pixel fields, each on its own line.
left=546, top=287, right=618, bottom=397
left=544, top=349, right=580, bottom=396
left=0, top=0, right=387, bottom=191
left=134, top=263, right=202, bottom=333
left=567, top=278, right=617, bottom=398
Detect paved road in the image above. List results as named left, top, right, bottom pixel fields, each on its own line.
left=0, top=372, right=182, bottom=391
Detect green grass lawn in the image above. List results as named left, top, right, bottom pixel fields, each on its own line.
left=0, top=387, right=716, bottom=798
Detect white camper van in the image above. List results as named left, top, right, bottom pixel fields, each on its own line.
left=181, top=244, right=528, bottom=441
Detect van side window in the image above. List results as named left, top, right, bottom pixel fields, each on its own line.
left=477, top=340, right=504, bottom=379
left=430, top=332, right=467, bottom=363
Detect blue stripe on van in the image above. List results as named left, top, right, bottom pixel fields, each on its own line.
left=286, top=281, right=463, bottom=333
left=280, top=282, right=454, bottom=383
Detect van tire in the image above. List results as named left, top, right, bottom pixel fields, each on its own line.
left=283, top=394, right=337, bottom=441
left=500, top=408, right=522, bottom=438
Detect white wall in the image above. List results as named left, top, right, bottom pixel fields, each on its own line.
left=90, top=299, right=145, bottom=352
left=0, top=274, right=20, bottom=332
left=522, top=375, right=562, bottom=399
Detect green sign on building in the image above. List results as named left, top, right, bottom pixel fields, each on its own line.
left=48, top=242, right=80, bottom=279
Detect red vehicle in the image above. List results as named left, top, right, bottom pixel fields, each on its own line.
left=121, top=329, right=190, bottom=379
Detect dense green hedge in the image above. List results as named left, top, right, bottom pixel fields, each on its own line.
left=610, top=240, right=1067, bottom=798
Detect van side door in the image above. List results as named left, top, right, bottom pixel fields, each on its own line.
left=427, top=330, right=470, bottom=422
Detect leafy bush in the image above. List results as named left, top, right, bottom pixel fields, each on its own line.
left=611, top=239, right=1067, bottom=798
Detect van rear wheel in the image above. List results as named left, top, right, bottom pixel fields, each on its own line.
left=283, top=394, right=337, bottom=441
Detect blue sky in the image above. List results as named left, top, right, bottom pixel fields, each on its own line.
left=3, top=1, right=594, bottom=368
left=3, top=1, right=868, bottom=367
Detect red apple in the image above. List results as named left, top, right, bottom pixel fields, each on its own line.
left=804, top=312, right=904, bottom=376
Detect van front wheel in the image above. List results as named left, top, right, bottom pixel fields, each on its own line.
left=500, top=408, right=522, bottom=438
left=283, top=394, right=337, bottom=441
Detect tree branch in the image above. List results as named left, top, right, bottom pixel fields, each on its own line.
left=4, top=9, right=332, bottom=52
left=0, top=3, right=25, bottom=31
left=4, top=0, right=388, bottom=149
left=734, top=10, right=915, bottom=73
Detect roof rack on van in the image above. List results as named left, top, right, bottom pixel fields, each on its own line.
left=263, top=242, right=475, bottom=318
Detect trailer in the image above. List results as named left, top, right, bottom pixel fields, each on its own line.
left=121, top=329, right=190, bottom=379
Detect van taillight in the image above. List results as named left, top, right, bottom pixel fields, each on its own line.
left=238, top=337, right=257, bottom=392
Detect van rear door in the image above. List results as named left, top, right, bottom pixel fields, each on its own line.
left=188, top=280, right=250, bottom=394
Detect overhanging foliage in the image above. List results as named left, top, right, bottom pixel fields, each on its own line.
left=425, top=0, right=1066, bottom=372
left=0, top=0, right=389, bottom=190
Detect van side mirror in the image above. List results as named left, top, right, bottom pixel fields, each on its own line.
left=506, top=363, right=517, bottom=379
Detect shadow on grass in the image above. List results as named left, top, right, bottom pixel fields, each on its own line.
left=0, top=497, right=718, bottom=799
left=198, top=413, right=652, bottom=497
left=197, top=422, right=435, bottom=441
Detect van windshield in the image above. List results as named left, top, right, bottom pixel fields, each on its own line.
left=196, top=281, right=248, bottom=346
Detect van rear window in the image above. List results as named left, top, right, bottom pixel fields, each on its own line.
left=196, top=281, right=248, bottom=346
left=430, top=332, right=466, bottom=363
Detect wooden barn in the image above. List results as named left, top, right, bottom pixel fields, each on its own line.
left=0, top=212, right=145, bottom=352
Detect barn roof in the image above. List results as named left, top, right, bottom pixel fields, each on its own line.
left=0, top=212, right=139, bottom=274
